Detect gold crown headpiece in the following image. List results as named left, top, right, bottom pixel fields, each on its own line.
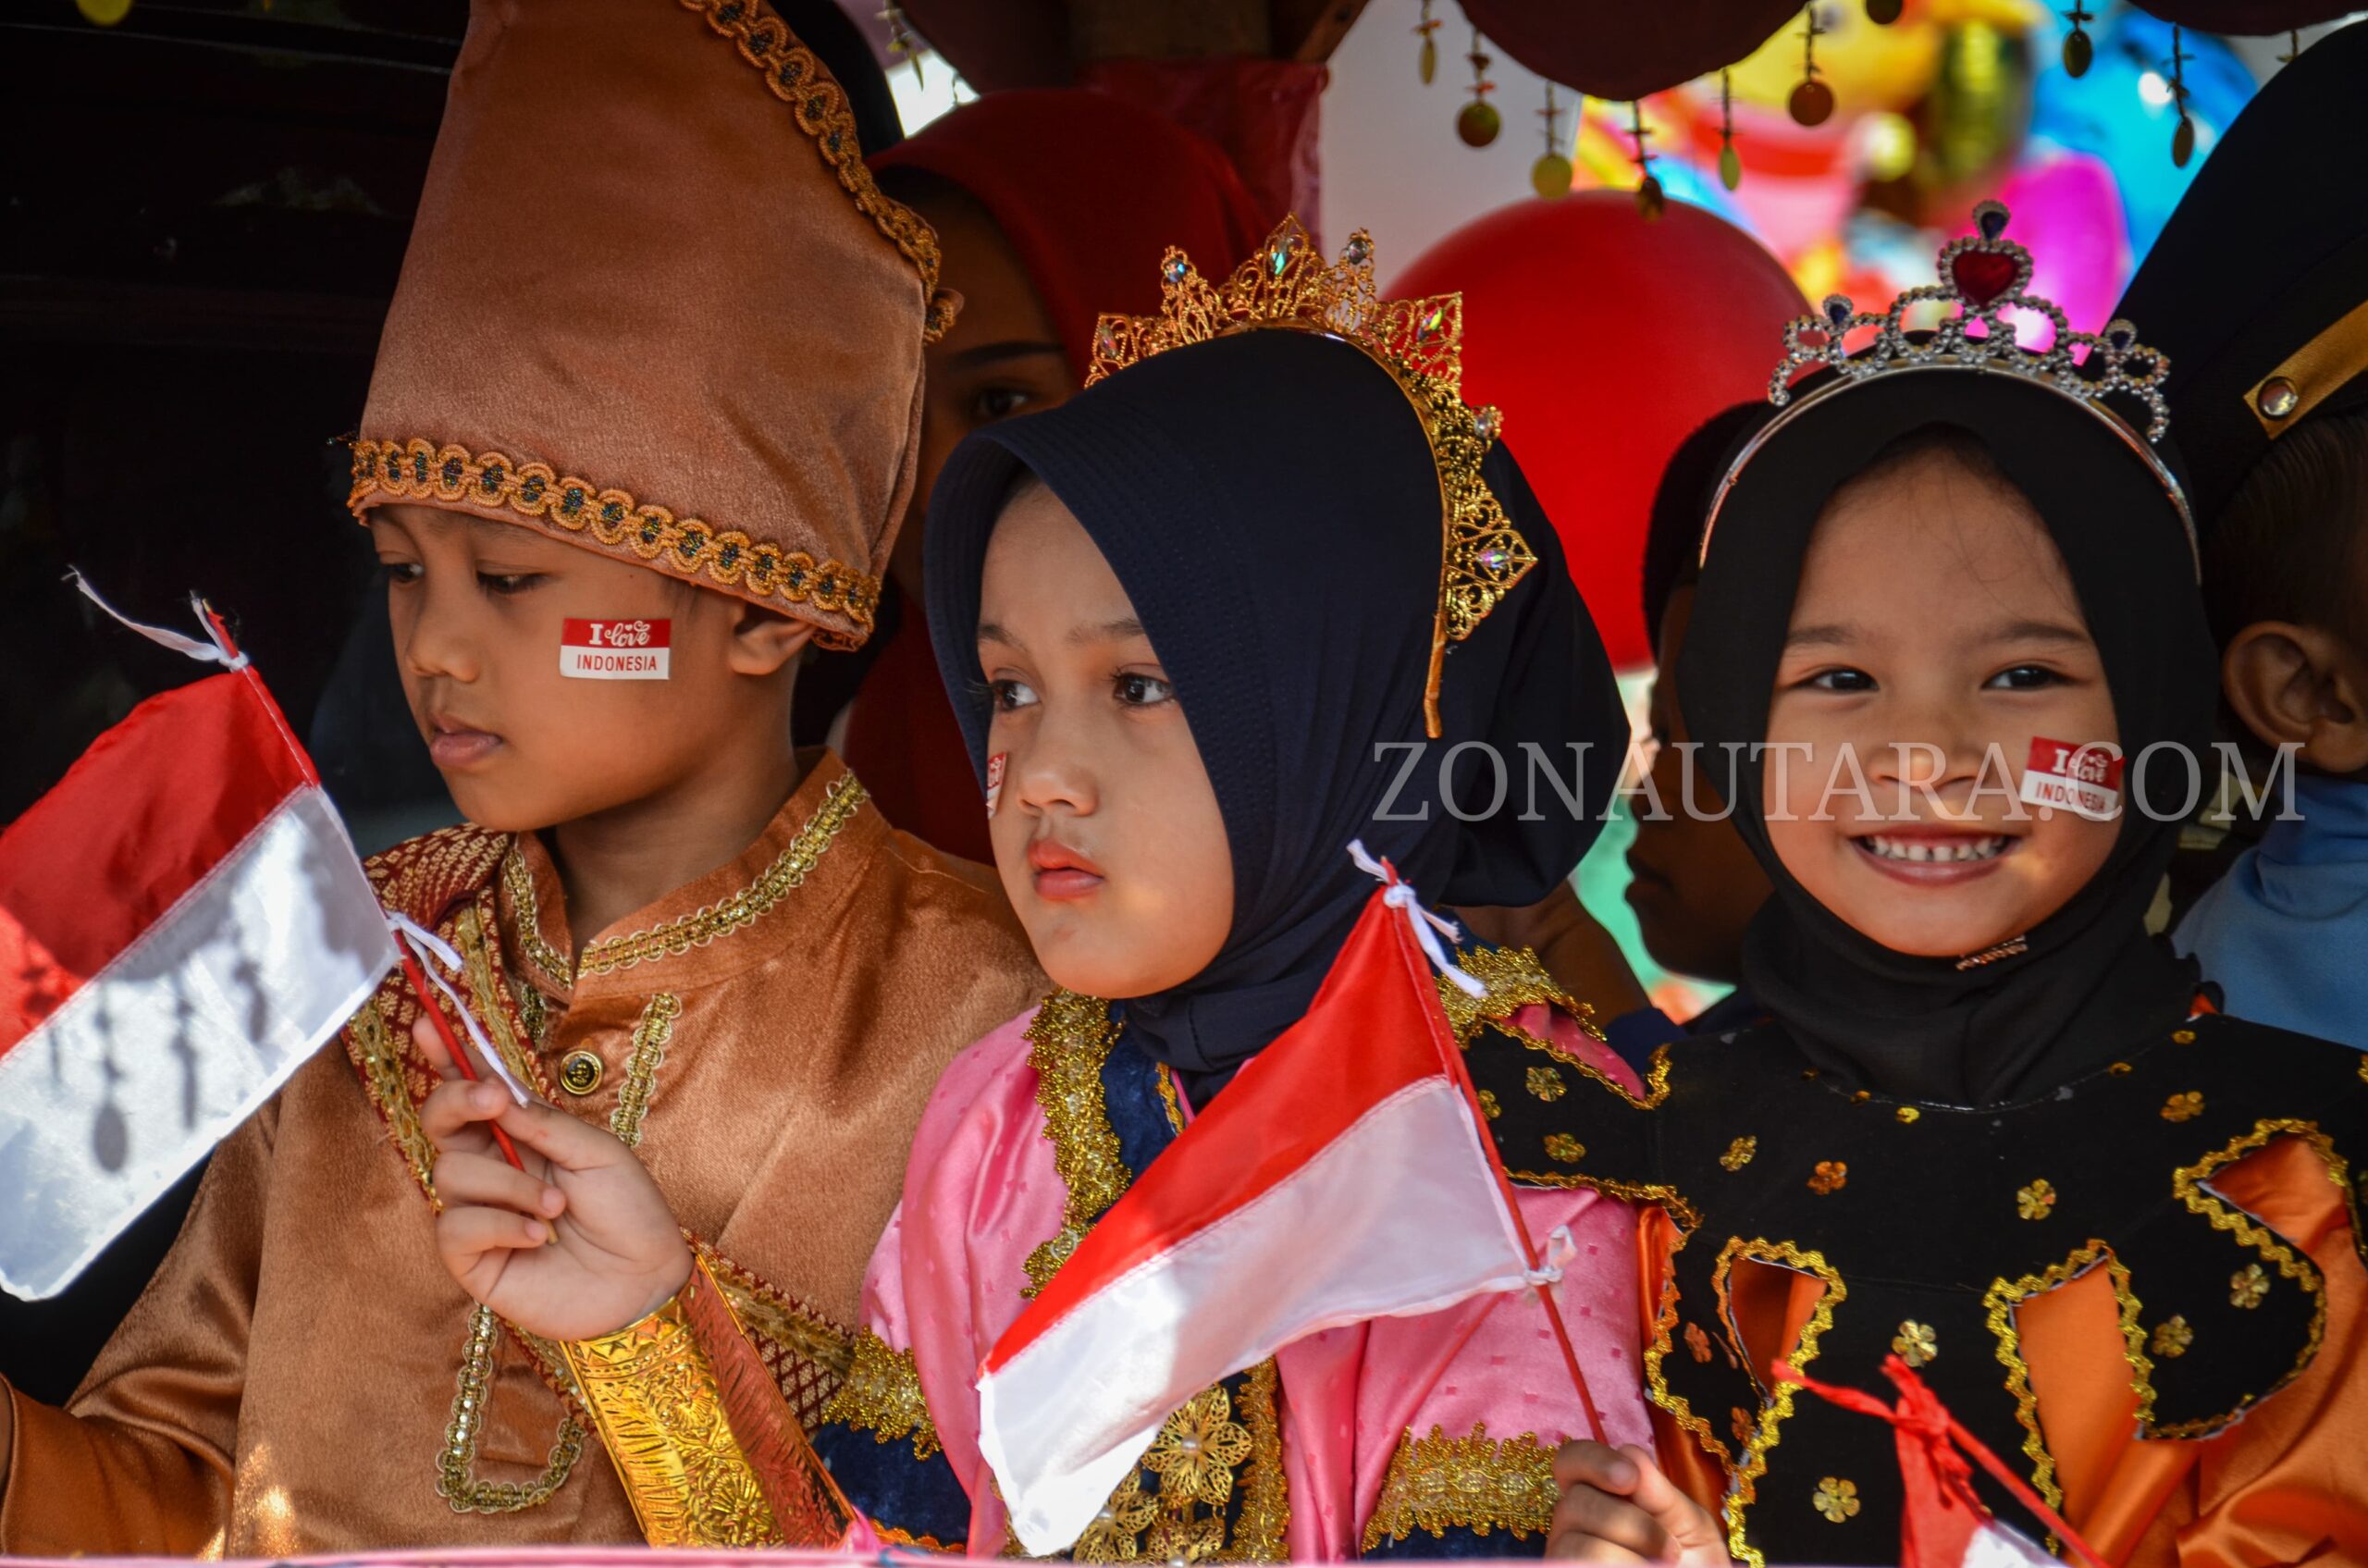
left=1087, top=216, right=1536, bottom=738
left=1770, top=200, right=2171, bottom=443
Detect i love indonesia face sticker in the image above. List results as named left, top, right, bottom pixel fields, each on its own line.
left=561, top=618, right=670, bottom=680
left=984, top=752, right=1007, bottom=819
left=2019, top=736, right=2123, bottom=821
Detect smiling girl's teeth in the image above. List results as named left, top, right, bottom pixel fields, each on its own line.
left=1862, top=834, right=2009, bottom=863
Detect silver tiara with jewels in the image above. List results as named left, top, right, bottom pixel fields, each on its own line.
left=1769, top=201, right=2170, bottom=443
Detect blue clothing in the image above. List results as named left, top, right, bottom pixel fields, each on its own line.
left=2175, top=772, right=2368, bottom=1049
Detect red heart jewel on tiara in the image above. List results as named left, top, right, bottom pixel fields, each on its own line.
left=1949, top=250, right=2017, bottom=309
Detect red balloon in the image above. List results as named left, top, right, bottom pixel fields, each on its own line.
left=1391, top=193, right=1807, bottom=668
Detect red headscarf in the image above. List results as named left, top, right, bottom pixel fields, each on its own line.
left=872, top=88, right=1267, bottom=377
left=844, top=90, right=1266, bottom=864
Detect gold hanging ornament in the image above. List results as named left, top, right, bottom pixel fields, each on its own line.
left=1533, top=83, right=1574, bottom=198
left=1457, top=30, right=1501, bottom=145
left=1789, top=5, right=1834, bottom=126
left=2277, top=28, right=2301, bottom=64
left=1719, top=69, right=1743, bottom=190
left=1415, top=0, right=1440, bottom=84
left=2061, top=6, right=2094, bottom=77
left=1628, top=99, right=1665, bottom=219
left=2167, top=26, right=2196, bottom=167
left=880, top=3, right=923, bottom=88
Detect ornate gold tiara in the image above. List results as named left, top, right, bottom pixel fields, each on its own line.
left=1770, top=200, right=2171, bottom=442
left=1087, top=216, right=1536, bottom=738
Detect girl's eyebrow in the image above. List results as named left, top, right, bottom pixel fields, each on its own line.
left=977, top=621, right=1023, bottom=649
left=1783, top=622, right=1861, bottom=649
left=1976, top=618, right=2090, bottom=646
left=1068, top=616, right=1146, bottom=647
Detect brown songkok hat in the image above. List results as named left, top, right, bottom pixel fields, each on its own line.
left=348, top=0, right=952, bottom=648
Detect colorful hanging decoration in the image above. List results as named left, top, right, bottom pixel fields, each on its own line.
left=880, top=3, right=923, bottom=88
left=2167, top=25, right=2196, bottom=167
left=1718, top=68, right=1743, bottom=191
left=1789, top=5, right=1835, bottom=127
left=2062, top=5, right=2095, bottom=78
left=1458, top=29, right=1502, bottom=146
left=1628, top=99, right=1666, bottom=219
left=1415, top=0, right=1440, bottom=85
left=1534, top=83, right=1576, bottom=198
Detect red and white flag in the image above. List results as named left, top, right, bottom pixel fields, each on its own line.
left=0, top=583, right=396, bottom=1300
left=977, top=847, right=1578, bottom=1555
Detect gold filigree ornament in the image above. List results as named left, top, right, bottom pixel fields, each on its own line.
left=1892, top=1319, right=1938, bottom=1368
left=1811, top=1476, right=1860, bottom=1524
left=1085, top=216, right=1535, bottom=736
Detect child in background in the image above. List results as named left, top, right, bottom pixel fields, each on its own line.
left=1540, top=208, right=2365, bottom=1565
left=2115, top=21, right=2368, bottom=1048
left=824, top=91, right=1266, bottom=863
left=422, top=222, right=1664, bottom=1556
left=0, top=1, right=1040, bottom=1551
left=1598, top=403, right=1777, bottom=1064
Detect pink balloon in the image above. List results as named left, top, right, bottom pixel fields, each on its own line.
left=1988, top=154, right=2132, bottom=346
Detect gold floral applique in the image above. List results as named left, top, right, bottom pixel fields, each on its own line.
left=1526, top=1064, right=1567, bottom=1102
left=1544, top=1132, right=1585, bottom=1164
left=1142, top=1386, right=1254, bottom=1509
left=1720, top=1136, right=1757, bottom=1171
left=1477, top=1089, right=1501, bottom=1119
left=2016, top=1179, right=2058, bottom=1220
left=2230, top=1264, right=2270, bottom=1310
left=1891, top=1320, right=1938, bottom=1368
left=2151, top=1315, right=2194, bottom=1358
left=2162, top=1092, right=2205, bottom=1123
left=1807, top=1161, right=1848, bottom=1195
left=1684, top=1322, right=1713, bottom=1364
left=1811, top=1477, right=1860, bottom=1524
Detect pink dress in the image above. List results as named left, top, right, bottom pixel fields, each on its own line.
left=813, top=985, right=1653, bottom=1560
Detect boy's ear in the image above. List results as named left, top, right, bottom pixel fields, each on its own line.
left=725, top=603, right=817, bottom=678
left=2222, top=620, right=2368, bottom=775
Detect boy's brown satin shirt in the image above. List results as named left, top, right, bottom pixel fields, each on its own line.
left=0, top=754, right=1041, bottom=1553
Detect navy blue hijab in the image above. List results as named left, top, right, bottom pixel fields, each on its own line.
left=924, top=328, right=1626, bottom=1094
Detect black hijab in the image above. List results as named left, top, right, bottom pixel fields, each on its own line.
left=925, top=328, right=1627, bottom=1098
left=1677, top=370, right=2214, bottom=1106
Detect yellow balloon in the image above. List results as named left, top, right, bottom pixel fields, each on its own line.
left=77, top=0, right=133, bottom=22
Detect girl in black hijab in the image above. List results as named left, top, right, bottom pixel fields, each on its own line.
left=1531, top=207, right=2367, bottom=1566
left=679, top=219, right=1659, bottom=1561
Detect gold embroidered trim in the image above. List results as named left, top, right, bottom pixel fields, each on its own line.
left=349, top=439, right=882, bottom=645
left=820, top=1328, right=941, bottom=1461
left=1359, top=1423, right=1559, bottom=1549
left=699, top=1241, right=855, bottom=1428
left=349, top=1002, right=436, bottom=1193
left=1980, top=1240, right=2149, bottom=1513
left=1021, top=991, right=1289, bottom=1561
left=561, top=1258, right=780, bottom=1544
left=2161, top=1117, right=2345, bottom=1437
left=500, top=848, right=574, bottom=989
left=676, top=0, right=951, bottom=342
left=1709, top=1238, right=1847, bottom=1568
left=438, top=1302, right=589, bottom=1515
left=1641, top=1228, right=1730, bottom=1470
left=1448, top=945, right=1671, bottom=1109
left=1229, top=1359, right=1289, bottom=1561
left=612, top=994, right=684, bottom=1148
left=1020, top=990, right=1127, bottom=1295
left=585, top=775, right=865, bottom=976
left=456, top=904, right=560, bottom=1102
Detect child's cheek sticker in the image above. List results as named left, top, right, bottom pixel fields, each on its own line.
left=984, top=752, right=1007, bottom=820
left=561, top=618, right=671, bottom=680
left=2020, top=737, right=2124, bottom=821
